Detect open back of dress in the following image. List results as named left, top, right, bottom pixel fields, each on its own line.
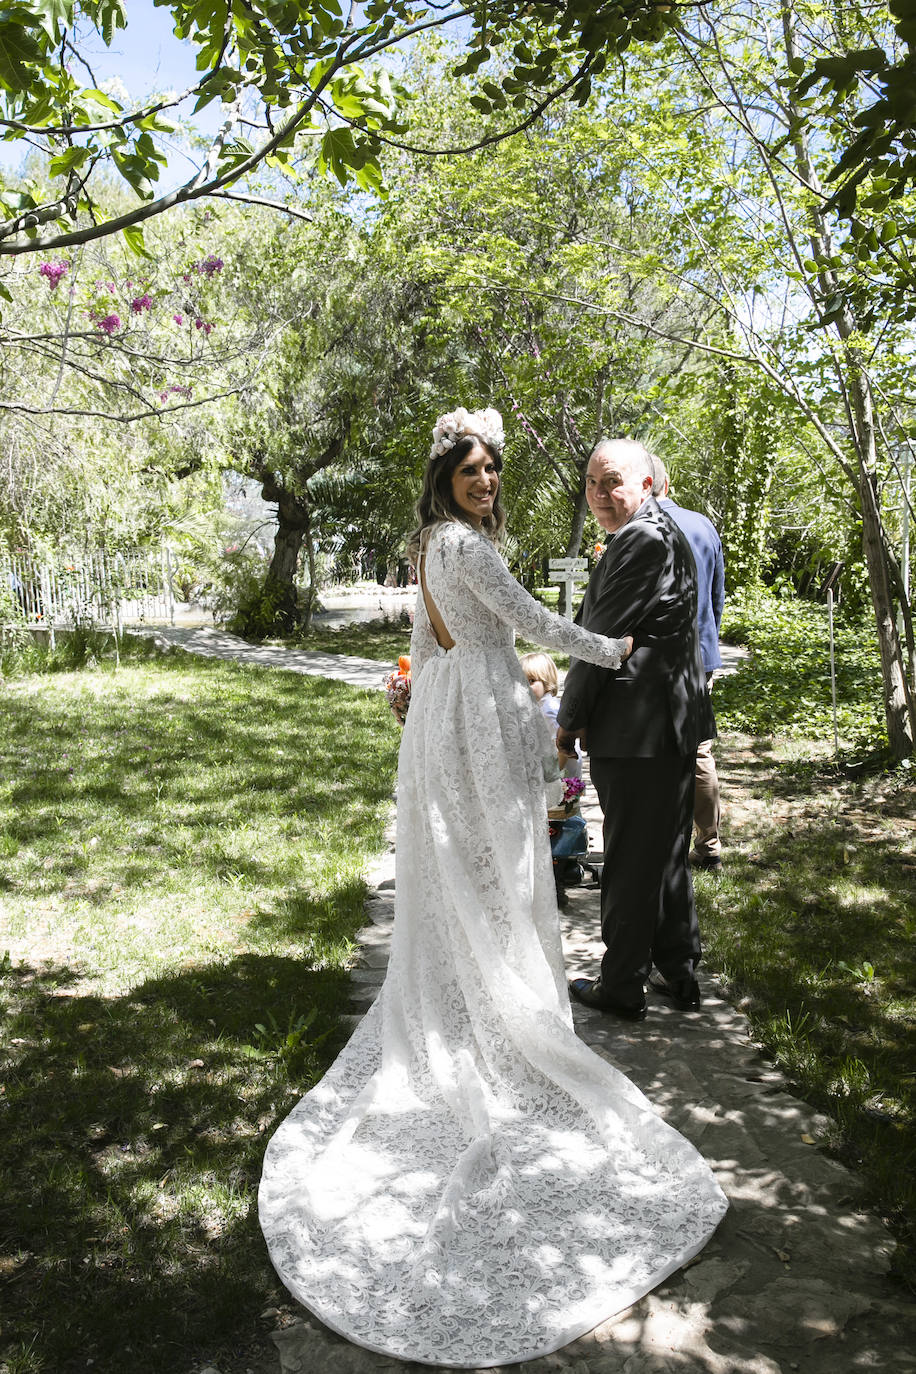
left=418, top=542, right=455, bottom=650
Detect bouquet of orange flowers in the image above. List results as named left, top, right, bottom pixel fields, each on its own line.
left=384, top=655, right=411, bottom=726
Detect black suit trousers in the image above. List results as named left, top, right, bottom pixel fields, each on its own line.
left=589, top=753, right=701, bottom=1003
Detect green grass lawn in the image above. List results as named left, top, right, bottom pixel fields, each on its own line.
left=0, top=654, right=399, bottom=1374
left=292, top=617, right=412, bottom=661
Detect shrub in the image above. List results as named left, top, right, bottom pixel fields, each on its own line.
left=716, top=586, right=885, bottom=745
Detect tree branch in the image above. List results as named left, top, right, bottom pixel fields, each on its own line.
left=0, top=386, right=246, bottom=422
left=0, top=39, right=353, bottom=256
left=204, top=190, right=313, bottom=221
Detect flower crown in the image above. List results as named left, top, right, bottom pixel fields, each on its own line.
left=430, top=407, right=504, bottom=460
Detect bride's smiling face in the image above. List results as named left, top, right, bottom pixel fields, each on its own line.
left=450, top=442, right=500, bottom=527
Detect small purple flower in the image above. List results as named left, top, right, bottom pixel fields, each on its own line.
left=562, top=776, right=585, bottom=804
left=131, top=294, right=153, bottom=314
left=159, top=383, right=193, bottom=403
left=95, top=313, right=121, bottom=335
left=173, top=312, right=183, bottom=325
left=39, top=260, right=70, bottom=289
left=196, top=253, right=223, bottom=278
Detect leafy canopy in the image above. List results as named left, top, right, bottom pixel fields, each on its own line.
left=0, top=0, right=687, bottom=259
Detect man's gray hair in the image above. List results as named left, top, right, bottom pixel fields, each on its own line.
left=590, top=438, right=653, bottom=481
left=649, top=453, right=668, bottom=496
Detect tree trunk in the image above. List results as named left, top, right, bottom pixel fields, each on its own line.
left=565, top=467, right=590, bottom=559
left=300, top=502, right=318, bottom=634
left=849, top=393, right=916, bottom=758
left=559, top=463, right=591, bottom=616
left=259, top=472, right=308, bottom=634
left=779, top=2, right=915, bottom=757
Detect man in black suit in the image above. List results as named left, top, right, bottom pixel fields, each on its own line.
left=556, top=439, right=714, bottom=1020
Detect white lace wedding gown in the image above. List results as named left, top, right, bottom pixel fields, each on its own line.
left=259, top=522, right=728, bottom=1368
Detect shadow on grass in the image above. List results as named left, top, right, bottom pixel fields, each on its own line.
left=0, top=950, right=351, bottom=1374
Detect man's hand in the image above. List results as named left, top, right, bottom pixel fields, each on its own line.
left=556, top=727, right=583, bottom=756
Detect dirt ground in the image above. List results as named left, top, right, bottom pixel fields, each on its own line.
left=714, top=731, right=915, bottom=869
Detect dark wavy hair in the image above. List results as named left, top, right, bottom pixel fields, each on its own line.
left=406, top=434, right=506, bottom=565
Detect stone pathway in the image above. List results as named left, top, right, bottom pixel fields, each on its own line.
left=136, top=624, right=393, bottom=693
left=271, top=778, right=916, bottom=1374
left=155, top=628, right=915, bottom=1374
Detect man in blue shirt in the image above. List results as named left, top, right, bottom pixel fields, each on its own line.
left=651, top=457, right=725, bottom=871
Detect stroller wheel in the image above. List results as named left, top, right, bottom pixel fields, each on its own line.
left=580, top=859, right=603, bottom=887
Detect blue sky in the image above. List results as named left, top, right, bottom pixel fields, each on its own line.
left=81, top=2, right=201, bottom=103
left=2, top=3, right=216, bottom=176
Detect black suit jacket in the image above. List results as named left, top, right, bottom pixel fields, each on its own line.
left=557, top=497, right=715, bottom=757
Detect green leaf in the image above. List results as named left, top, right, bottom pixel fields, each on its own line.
left=82, top=86, right=122, bottom=112
left=192, top=85, right=221, bottom=114
left=111, top=147, right=154, bottom=199
left=319, top=125, right=357, bottom=186
left=32, top=0, right=73, bottom=42
left=136, top=111, right=176, bottom=133
left=49, top=144, right=90, bottom=177
left=97, top=0, right=126, bottom=47
left=0, top=15, right=45, bottom=94
left=121, top=223, right=153, bottom=258
left=353, top=157, right=384, bottom=196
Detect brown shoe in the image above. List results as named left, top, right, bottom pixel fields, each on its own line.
left=689, top=852, right=722, bottom=872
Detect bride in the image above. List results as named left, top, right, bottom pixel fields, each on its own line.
left=258, top=407, right=728, bottom=1369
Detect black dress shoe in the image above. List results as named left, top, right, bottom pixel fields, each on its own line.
left=648, top=973, right=701, bottom=1010
left=569, top=978, right=647, bottom=1020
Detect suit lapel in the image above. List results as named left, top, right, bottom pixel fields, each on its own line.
left=579, top=548, right=610, bottom=624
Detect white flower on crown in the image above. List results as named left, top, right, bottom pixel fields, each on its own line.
left=430, top=406, right=504, bottom=460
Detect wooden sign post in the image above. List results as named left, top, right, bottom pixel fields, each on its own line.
left=547, top=557, right=589, bottom=618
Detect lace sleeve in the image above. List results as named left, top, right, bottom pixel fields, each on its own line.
left=408, top=581, right=438, bottom=684
left=455, top=528, right=627, bottom=669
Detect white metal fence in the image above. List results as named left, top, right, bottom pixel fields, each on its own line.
left=2, top=546, right=175, bottom=633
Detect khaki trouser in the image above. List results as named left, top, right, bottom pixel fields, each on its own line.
left=693, top=673, right=721, bottom=859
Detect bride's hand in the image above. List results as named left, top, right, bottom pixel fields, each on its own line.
left=620, top=635, right=634, bottom=661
